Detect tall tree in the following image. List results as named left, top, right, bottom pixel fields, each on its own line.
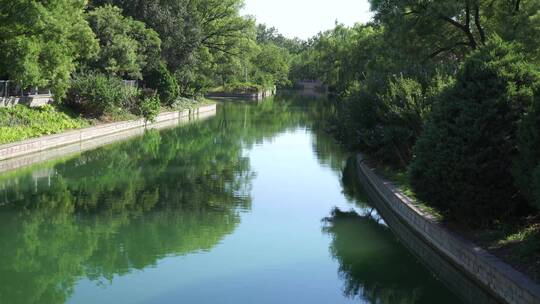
left=91, top=0, right=254, bottom=94
left=370, top=0, right=540, bottom=61
left=0, top=0, right=98, bottom=98
left=86, top=5, right=161, bottom=80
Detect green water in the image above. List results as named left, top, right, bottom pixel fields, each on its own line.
left=0, top=96, right=465, bottom=303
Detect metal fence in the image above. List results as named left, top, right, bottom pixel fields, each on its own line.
left=123, top=80, right=138, bottom=89
left=1, top=79, right=136, bottom=100
left=0, top=80, right=52, bottom=98
left=0, top=81, right=23, bottom=99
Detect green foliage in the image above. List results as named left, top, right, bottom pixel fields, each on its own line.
left=0, top=0, right=98, bottom=99
left=144, top=62, right=179, bottom=105
left=252, top=43, right=291, bottom=87
left=67, top=73, right=138, bottom=118
left=87, top=5, right=161, bottom=79
left=91, top=0, right=255, bottom=95
left=514, top=88, right=540, bottom=211
left=137, top=94, right=161, bottom=123
left=292, top=1, right=540, bottom=224
left=409, top=37, right=537, bottom=223
left=221, top=82, right=265, bottom=94
left=331, top=72, right=451, bottom=167
left=0, top=105, right=89, bottom=144
left=322, top=208, right=458, bottom=302
left=256, top=24, right=305, bottom=54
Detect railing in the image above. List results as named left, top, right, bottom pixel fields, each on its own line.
left=0, top=80, right=51, bottom=98
left=2, top=79, right=137, bottom=98
left=0, top=81, right=23, bottom=99
left=123, top=80, right=138, bottom=89
left=0, top=80, right=53, bottom=107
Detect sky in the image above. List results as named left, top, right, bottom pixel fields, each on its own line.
left=241, top=0, right=373, bottom=39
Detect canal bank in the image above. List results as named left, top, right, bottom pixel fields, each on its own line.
left=355, top=153, right=540, bottom=304
left=0, top=104, right=216, bottom=162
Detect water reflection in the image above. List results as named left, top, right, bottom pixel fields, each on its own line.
left=336, top=158, right=499, bottom=304
left=0, top=96, right=328, bottom=304
left=317, top=155, right=465, bottom=303
left=323, top=208, right=460, bottom=303
left=0, top=117, right=254, bottom=304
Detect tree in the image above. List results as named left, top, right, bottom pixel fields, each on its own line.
left=256, top=24, right=305, bottom=54
left=86, top=5, right=161, bottom=80
left=252, top=43, right=291, bottom=87
left=370, top=0, right=540, bottom=61
left=484, top=0, right=540, bottom=63
left=144, top=62, right=179, bottom=105
left=0, top=0, right=98, bottom=99
left=91, top=0, right=254, bottom=94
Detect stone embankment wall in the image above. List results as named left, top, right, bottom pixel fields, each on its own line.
left=0, top=104, right=216, bottom=162
left=0, top=109, right=216, bottom=174
left=355, top=154, right=540, bottom=304
left=206, top=87, right=276, bottom=100
left=0, top=95, right=53, bottom=107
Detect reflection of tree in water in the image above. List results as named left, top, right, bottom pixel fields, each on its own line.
left=323, top=209, right=460, bottom=304
left=0, top=114, right=257, bottom=303
left=323, top=157, right=461, bottom=303
left=0, top=96, right=340, bottom=304
left=340, top=157, right=374, bottom=214
left=0, top=95, right=368, bottom=304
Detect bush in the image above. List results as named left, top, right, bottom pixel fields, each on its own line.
left=333, top=74, right=450, bottom=167
left=408, top=37, right=537, bottom=224
left=137, top=94, right=161, bottom=123
left=67, top=73, right=138, bottom=117
left=514, top=88, right=540, bottom=211
left=169, top=96, right=200, bottom=110
left=144, top=62, right=179, bottom=105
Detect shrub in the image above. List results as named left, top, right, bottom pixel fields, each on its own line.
left=170, top=96, right=201, bottom=110
left=334, top=74, right=451, bottom=167
left=67, top=73, right=138, bottom=117
left=376, top=76, right=431, bottom=166
left=137, top=94, right=161, bottom=123
left=144, top=62, right=179, bottom=105
left=408, top=37, right=537, bottom=223
left=514, top=88, right=540, bottom=211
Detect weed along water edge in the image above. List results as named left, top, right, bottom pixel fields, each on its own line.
left=0, top=96, right=496, bottom=304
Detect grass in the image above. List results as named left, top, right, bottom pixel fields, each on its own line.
left=378, top=164, right=540, bottom=282
left=379, top=166, right=444, bottom=222
left=474, top=218, right=540, bottom=282
left=0, top=105, right=90, bottom=145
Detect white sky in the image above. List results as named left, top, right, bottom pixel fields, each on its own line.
left=242, top=0, right=373, bottom=39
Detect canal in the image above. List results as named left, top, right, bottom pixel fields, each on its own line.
left=0, top=95, right=473, bottom=303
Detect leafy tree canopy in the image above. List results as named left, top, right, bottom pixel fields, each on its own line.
left=86, top=5, right=161, bottom=80
left=0, top=0, right=98, bottom=98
